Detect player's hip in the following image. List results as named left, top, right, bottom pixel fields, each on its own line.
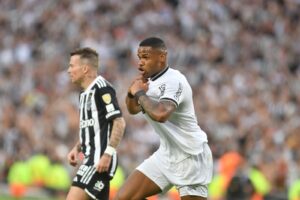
left=152, top=143, right=213, bottom=185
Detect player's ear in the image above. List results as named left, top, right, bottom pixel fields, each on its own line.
left=159, top=51, right=167, bottom=62
left=82, top=64, right=89, bottom=73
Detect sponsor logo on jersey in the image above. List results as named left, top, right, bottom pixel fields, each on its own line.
left=102, top=93, right=112, bottom=104
left=106, top=104, right=115, bottom=112
left=93, top=180, right=105, bottom=192
left=80, top=119, right=95, bottom=129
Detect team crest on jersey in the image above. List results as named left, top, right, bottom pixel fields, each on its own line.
left=174, top=83, right=183, bottom=101
left=159, top=84, right=166, bottom=97
left=102, top=93, right=111, bottom=104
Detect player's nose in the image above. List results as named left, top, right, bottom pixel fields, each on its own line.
left=138, top=59, right=144, bottom=67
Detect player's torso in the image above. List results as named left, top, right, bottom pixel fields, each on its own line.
left=145, top=68, right=208, bottom=158
left=78, top=77, right=112, bottom=163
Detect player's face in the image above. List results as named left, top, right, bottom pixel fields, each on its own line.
left=137, top=47, right=166, bottom=79
left=68, top=55, right=85, bottom=85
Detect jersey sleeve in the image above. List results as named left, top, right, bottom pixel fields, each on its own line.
left=159, top=79, right=183, bottom=107
left=95, top=86, right=122, bottom=121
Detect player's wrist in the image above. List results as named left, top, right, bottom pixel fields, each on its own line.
left=134, top=90, right=146, bottom=101
left=75, top=144, right=81, bottom=152
left=104, top=145, right=116, bottom=156
left=127, top=92, right=135, bottom=99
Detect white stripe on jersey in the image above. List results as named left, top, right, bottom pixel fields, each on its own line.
left=80, top=166, right=92, bottom=183
left=96, top=78, right=106, bottom=88
left=79, top=94, right=85, bottom=147
left=85, top=167, right=96, bottom=184
left=82, top=167, right=96, bottom=184
left=84, top=93, right=91, bottom=155
left=92, top=89, right=101, bottom=164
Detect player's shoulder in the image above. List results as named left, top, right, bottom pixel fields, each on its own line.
left=164, top=67, right=186, bottom=82
left=93, top=76, right=115, bottom=90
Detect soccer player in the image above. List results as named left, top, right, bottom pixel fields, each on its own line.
left=115, top=37, right=213, bottom=200
left=66, top=47, right=126, bottom=200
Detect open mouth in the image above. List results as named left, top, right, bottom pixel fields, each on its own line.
left=138, top=68, right=145, bottom=75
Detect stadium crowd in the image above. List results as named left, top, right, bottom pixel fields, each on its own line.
left=0, top=0, right=299, bottom=199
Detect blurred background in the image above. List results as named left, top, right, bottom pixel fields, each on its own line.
left=0, top=0, right=299, bottom=199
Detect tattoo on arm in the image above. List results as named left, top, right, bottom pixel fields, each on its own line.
left=138, top=95, right=159, bottom=112
left=109, top=117, right=126, bottom=148
left=138, top=96, right=176, bottom=121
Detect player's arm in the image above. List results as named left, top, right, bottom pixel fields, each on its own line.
left=126, top=76, right=148, bottom=114
left=67, top=140, right=81, bottom=167
left=136, top=92, right=176, bottom=122
left=107, top=117, right=126, bottom=151
left=125, top=92, right=142, bottom=114
left=95, top=86, right=125, bottom=172
left=97, top=117, right=125, bottom=173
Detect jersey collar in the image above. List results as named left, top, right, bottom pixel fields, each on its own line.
left=150, top=66, right=169, bottom=81
left=84, top=76, right=102, bottom=92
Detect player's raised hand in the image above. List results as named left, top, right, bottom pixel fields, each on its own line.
left=130, top=76, right=149, bottom=95
left=95, top=154, right=112, bottom=173
left=137, top=75, right=148, bottom=84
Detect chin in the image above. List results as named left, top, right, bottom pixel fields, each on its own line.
left=71, top=79, right=79, bottom=85
left=142, top=73, right=149, bottom=79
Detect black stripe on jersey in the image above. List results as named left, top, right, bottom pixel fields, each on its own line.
left=86, top=92, right=95, bottom=163
left=151, top=66, right=169, bottom=81
left=80, top=94, right=87, bottom=154
left=160, top=97, right=178, bottom=107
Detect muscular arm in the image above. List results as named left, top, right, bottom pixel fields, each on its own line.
left=109, top=117, right=126, bottom=148
left=138, top=95, right=176, bottom=122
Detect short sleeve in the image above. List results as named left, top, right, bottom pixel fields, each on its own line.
left=159, top=79, right=183, bottom=107
left=95, top=86, right=122, bottom=121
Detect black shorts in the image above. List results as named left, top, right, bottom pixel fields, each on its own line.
left=72, top=164, right=112, bottom=200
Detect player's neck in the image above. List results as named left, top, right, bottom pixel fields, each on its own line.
left=150, top=65, right=169, bottom=81
left=81, top=74, right=97, bottom=90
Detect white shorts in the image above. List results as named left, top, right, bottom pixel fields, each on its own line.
left=136, top=143, right=213, bottom=197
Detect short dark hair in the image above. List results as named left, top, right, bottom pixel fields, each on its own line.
left=70, top=47, right=99, bottom=69
left=139, top=37, right=166, bottom=50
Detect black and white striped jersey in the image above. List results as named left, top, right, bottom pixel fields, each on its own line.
left=78, top=76, right=122, bottom=165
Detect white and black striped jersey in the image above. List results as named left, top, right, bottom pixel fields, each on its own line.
left=78, top=76, right=122, bottom=166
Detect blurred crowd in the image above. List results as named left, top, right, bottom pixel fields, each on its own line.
left=0, top=0, right=299, bottom=199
